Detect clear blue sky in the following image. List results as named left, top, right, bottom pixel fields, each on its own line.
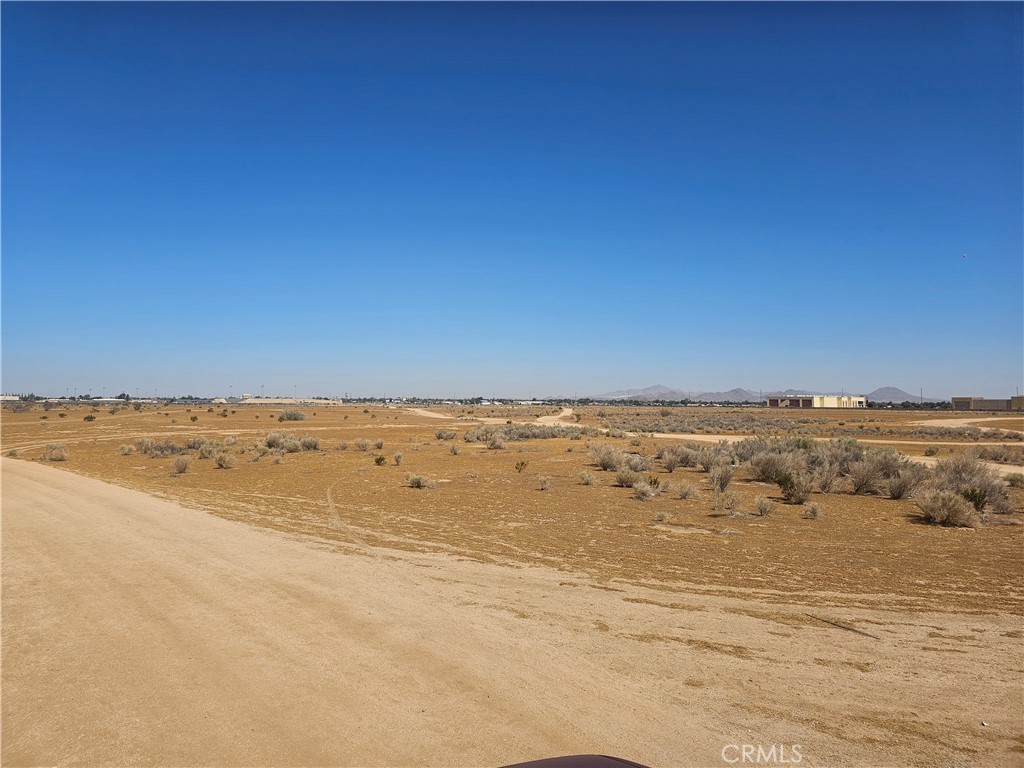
left=3, top=2, right=1021, bottom=399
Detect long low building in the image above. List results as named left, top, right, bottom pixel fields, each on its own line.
left=951, top=396, right=1024, bottom=412
left=765, top=395, right=866, bottom=409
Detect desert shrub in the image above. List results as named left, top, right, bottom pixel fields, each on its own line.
left=449, top=444, right=460, bottom=455
left=198, top=443, right=218, bottom=459
left=633, top=480, right=656, bottom=501
left=813, top=460, right=842, bottom=493
left=393, top=452, right=403, bottom=466
left=708, top=462, right=734, bottom=492
left=338, top=441, right=349, bottom=451
left=749, top=451, right=806, bottom=484
left=272, top=455, right=284, bottom=465
left=1006, top=473, right=1024, bottom=489
left=887, top=464, right=928, bottom=500
left=917, top=490, right=980, bottom=528
left=623, top=453, right=651, bottom=472
left=846, top=451, right=901, bottom=495
left=924, top=445, right=940, bottom=457
left=135, top=439, right=184, bottom=458
left=354, top=439, right=370, bottom=452
left=515, top=460, right=529, bottom=473
left=539, top=476, right=550, bottom=491
left=487, top=436, right=506, bottom=450
left=778, top=471, right=814, bottom=504
left=696, top=446, right=721, bottom=472
left=435, top=429, right=456, bottom=440
left=374, top=454, right=386, bottom=465
left=579, top=472, right=595, bottom=486
left=589, top=444, right=623, bottom=471
left=41, top=443, right=69, bottom=461
left=811, top=439, right=865, bottom=475
left=172, top=456, right=191, bottom=475
left=405, top=473, right=436, bottom=489
left=190, top=416, right=198, bottom=423
left=299, top=436, right=321, bottom=451
left=375, top=439, right=384, bottom=450
left=930, top=453, right=1013, bottom=513
left=971, top=445, right=1024, bottom=465
left=265, top=432, right=290, bottom=449
left=58, top=412, right=67, bottom=418
left=224, top=436, right=238, bottom=447
left=660, top=444, right=698, bottom=470
left=185, top=437, right=208, bottom=450
left=659, top=444, right=689, bottom=472
left=118, top=444, right=135, bottom=456
left=463, top=423, right=588, bottom=443
left=214, top=452, right=235, bottom=469
left=649, top=475, right=668, bottom=493
left=83, top=414, right=96, bottom=422
left=678, top=482, right=698, bottom=500
left=616, top=468, right=641, bottom=488
left=278, top=410, right=306, bottom=422
left=803, top=502, right=822, bottom=520
left=711, top=490, right=738, bottom=514
left=755, top=496, right=775, bottom=517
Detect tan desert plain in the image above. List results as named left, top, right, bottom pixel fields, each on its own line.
left=2, top=401, right=1023, bottom=767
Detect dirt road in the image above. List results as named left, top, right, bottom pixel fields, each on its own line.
left=3, top=459, right=1021, bottom=767
left=909, top=416, right=1023, bottom=430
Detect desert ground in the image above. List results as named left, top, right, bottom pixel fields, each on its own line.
left=2, top=403, right=1023, bottom=767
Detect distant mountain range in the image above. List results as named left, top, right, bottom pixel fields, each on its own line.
left=592, top=385, right=944, bottom=403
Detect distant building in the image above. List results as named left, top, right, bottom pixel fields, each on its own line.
left=765, top=395, right=866, bottom=409
left=951, top=396, right=1024, bottom=412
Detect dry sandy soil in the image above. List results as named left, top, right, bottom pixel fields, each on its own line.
left=2, top=404, right=1023, bottom=767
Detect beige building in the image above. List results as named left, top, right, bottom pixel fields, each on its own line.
left=951, top=396, right=1024, bottom=412
left=765, top=395, right=866, bottom=409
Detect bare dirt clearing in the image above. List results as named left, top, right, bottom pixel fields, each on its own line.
left=2, top=404, right=1023, bottom=766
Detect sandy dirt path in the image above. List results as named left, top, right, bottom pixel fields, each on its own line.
left=404, top=408, right=456, bottom=420
left=4, top=459, right=1021, bottom=767
left=536, top=408, right=574, bottom=425
left=909, top=415, right=1024, bottom=431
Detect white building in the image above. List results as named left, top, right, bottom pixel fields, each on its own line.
left=765, top=395, right=866, bottom=409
